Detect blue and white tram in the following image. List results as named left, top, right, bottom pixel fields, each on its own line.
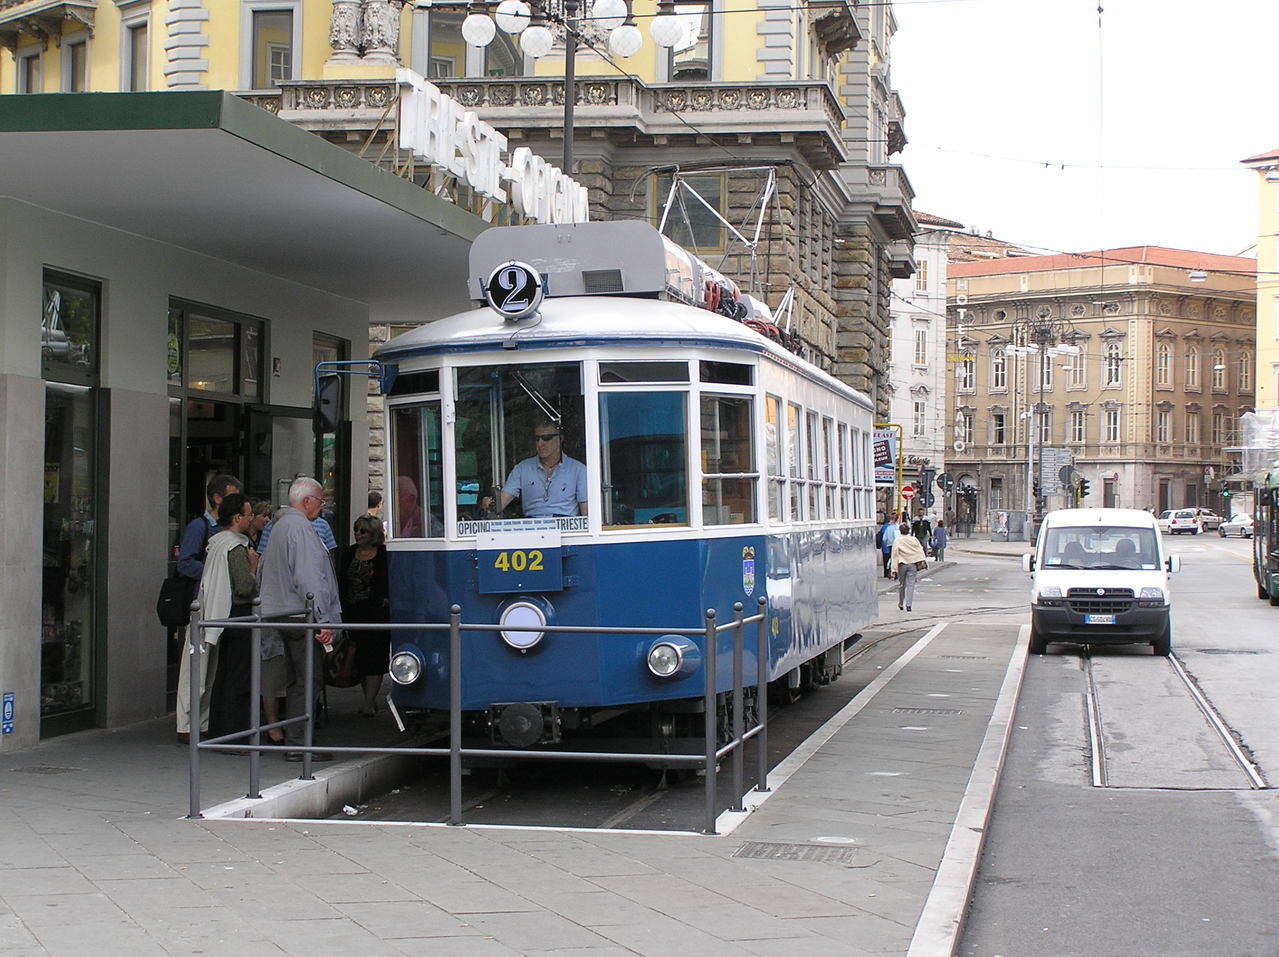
left=377, top=221, right=879, bottom=749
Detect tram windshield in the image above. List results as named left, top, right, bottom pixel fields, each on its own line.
left=454, top=362, right=588, bottom=534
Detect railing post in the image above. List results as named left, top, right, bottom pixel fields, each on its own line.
left=702, top=608, right=718, bottom=836
left=247, top=598, right=263, bottom=800
left=730, top=602, right=744, bottom=812
left=186, top=605, right=203, bottom=820
left=300, top=593, right=316, bottom=780
left=755, top=595, right=770, bottom=794
left=448, top=605, right=464, bottom=826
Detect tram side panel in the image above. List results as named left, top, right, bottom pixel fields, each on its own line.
left=387, top=527, right=876, bottom=716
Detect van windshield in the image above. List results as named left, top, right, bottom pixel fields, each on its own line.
left=1042, top=525, right=1160, bottom=570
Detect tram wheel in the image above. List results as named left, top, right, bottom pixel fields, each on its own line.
left=1270, top=593, right=1279, bottom=607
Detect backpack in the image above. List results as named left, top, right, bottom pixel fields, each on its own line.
left=156, top=518, right=211, bottom=628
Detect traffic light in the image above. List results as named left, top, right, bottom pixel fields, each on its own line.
left=1079, top=478, right=1091, bottom=498
left=1033, top=481, right=1041, bottom=500
left=1222, top=488, right=1232, bottom=501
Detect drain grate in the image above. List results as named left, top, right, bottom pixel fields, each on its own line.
left=892, top=707, right=963, bottom=716
left=938, top=655, right=989, bottom=660
left=734, top=841, right=859, bottom=864
left=10, top=766, right=80, bottom=775
left=1197, top=648, right=1265, bottom=655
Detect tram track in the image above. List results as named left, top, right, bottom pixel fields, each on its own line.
left=1082, top=647, right=1268, bottom=791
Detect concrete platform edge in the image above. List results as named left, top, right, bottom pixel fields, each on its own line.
left=906, top=624, right=1031, bottom=957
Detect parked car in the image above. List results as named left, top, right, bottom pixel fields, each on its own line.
left=1218, top=513, right=1254, bottom=538
left=1157, top=510, right=1175, bottom=534
left=1167, top=508, right=1222, bottom=534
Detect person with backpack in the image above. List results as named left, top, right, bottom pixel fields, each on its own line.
left=175, top=473, right=242, bottom=745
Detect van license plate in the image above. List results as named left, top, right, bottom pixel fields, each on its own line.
left=1085, top=614, right=1115, bottom=625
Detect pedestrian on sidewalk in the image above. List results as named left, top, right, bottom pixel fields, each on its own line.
left=877, top=515, right=898, bottom=578
left=932, top=520, right=948, bottom=562
left=204, top=493, right=259, bottom=742
left=175, top=473, right=242, bottom=744
left=257, top=476, right=343, bottom=761
left=889, top=522, right=927, bottom=611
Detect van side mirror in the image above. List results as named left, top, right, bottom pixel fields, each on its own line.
left=1166, top=554, right=1181, bottom=574
left=1022, top=554, right=1034, bottom=573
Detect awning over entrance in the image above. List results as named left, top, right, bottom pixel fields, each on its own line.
left=0, top=91, right=488, bottom=322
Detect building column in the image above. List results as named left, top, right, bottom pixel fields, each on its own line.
left=361, top=0, right=403, bottom=63
left=328, top=0, right=363, bottom=62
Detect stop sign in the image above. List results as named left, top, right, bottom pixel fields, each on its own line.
left=901, top=485, right=916, bottom=500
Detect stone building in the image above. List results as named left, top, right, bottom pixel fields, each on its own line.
left=944, top=247, right=1256, bottom=529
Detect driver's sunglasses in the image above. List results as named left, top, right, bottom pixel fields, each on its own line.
left=534, top=432, right=560, bottom=442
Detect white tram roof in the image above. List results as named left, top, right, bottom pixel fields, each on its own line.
left=376, top=294, right=870, bottom=408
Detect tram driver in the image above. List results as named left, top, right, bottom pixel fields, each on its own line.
left=482, top=420, right=589, bottom=518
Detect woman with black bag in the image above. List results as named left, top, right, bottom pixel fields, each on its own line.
left=889, top=522, right=927, bottom=612
left=337, top=515, right=390, bottom=716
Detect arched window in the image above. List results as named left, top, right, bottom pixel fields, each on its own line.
left=1186, top=346, right=1199, bottom=388
left=1156, top=343, right=1171, bottom=386
left=1105, top=343, right=1122, bottom=386
left=1239, top=351, right=1252, bottom=391
left=991, top=348, right=1007, bottom=390
left=1211, top=349, right=1225, bottom=389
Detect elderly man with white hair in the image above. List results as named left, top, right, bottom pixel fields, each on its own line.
left=257, top=476, right=343, bottom=760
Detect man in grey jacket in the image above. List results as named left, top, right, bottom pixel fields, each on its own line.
left=258, top=476, right=342, bottom=760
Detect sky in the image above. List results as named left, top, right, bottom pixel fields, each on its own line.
left=889, top=0, right=1275, bottom=258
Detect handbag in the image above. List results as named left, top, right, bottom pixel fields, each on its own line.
left=324, top=633, right=360, bottom=688
left=914, top=560, right=928, bottom=571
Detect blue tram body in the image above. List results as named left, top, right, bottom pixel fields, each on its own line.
left=375, top=221, right=880, bottom=747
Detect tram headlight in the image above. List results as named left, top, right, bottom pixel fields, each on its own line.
left=499, top=599, right=549, bottom=651
left=389, top=645, right=426, bottom=685
left=646, top=638, right=701, bottom=679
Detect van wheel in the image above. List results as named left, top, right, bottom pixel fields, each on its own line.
left=1029, top=625, right=1047, bottom=655
left=1152, top=626, right=1171, bottom=657
left=1270, top=594, right=1279, bottom=607
left=1259, top=582, right=1270, bottom=600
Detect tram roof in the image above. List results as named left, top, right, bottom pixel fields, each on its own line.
left=376, top=295, right=870, bottom=406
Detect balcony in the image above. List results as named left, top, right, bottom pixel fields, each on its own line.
left=842, top=163, right=915, bottom=240
left=268, top=75, right=849, bottom=173
left=0, top=0, right=94, bottom=51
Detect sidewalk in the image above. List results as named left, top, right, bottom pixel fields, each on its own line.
left=1, top=621, right=1027, bottom=957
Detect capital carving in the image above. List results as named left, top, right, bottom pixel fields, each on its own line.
left=329, top=0, right=362, bottom=61
left=361, top=0, right=403, bottom=63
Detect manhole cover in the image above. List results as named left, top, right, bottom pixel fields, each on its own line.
left=733, top=841, right=858, bottom=864
left=892, top=707, right=964, bottom=715
left=10, top=766, right=80, bottom=775
left=1197, top=648, right=1265, bottom=655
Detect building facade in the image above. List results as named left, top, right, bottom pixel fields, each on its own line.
left=944, top=247, right=1256, bottom=530
left=1242, top=148, right=1279, bottom=411
left=886, top=212, right=958, bottom=509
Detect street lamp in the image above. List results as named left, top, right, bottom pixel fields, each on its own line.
left=463, top=0, right=678, bottom=174
left=1012, top=309, right=1077, bottom=532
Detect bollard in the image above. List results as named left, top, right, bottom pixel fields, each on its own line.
left=755, top=595, right=770, bottom=794
left=703, top=608, right=718, bottom=835
left=730, top=602, right=744, bottom=812
left=448, top=605, right=464, bottom=826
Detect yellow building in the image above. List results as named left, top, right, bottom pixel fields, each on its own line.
left=1242, top=147, right=1279, bottom=410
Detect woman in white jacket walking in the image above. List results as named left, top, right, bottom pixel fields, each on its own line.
left=889, top=522, right=927, bottom=611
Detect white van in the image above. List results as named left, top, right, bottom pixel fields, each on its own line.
left=1022, top=508, right=1180, bottom=656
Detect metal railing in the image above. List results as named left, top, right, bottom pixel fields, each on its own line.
left=185, top=596, right=770, bottom=834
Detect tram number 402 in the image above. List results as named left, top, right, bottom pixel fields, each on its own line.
left=491, top=549, right=545, bottom=573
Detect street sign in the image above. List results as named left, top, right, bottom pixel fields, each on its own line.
left=901, top=485, right=916, bottom=500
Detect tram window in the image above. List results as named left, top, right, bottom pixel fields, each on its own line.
left=455, top=362, right=585, bottom=526
left=837, top=422, right=850, bottom=519
left=599, top=391, right=688, bottom=528
left=822, top=417, right=835, bottom=518
left=806, top=411, right=820, bottom=519
left=765, top=395, right=783, bottom=521
left=699, top=360, right=753, bottom=386
left=787, top=403, right=803, bottom=520
left=599, top=361, right=689, bottom=384
left=387, top=369, right=439, bottom=397
left=701, top=394, right=757, bottom=525
left=389, top=402, right=444, bottom=538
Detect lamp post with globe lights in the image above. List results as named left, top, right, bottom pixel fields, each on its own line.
left=462, top=0, right=681, bottom=175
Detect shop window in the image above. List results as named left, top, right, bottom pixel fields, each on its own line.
left=41, top=271, right=102, bottom=727
left=169, top=301, right=265, bottom=400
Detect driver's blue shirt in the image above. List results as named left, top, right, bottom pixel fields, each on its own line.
left=501, top=454, right=587, bottom=517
